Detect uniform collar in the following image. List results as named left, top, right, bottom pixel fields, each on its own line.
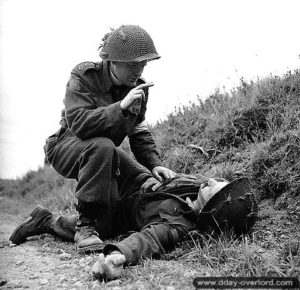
left=109, top=66, right=123, bottom=86
left=101, top=61, right=114, bottom=92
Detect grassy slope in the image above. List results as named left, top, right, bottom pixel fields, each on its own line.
left=1, top=70, right=300, bottom=288
left=152, top=71, right=300, bottom=202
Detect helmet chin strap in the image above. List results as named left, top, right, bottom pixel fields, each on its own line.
left=109, top=64, right=123, bottom=86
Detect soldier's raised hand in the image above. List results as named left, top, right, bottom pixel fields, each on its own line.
left=120, top=82, right=154, bottom=110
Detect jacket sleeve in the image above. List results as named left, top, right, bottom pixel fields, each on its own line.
left=128, top=121, right=162, bottom=171
left=64, top=73, right=127, bottom=140
left=103, top=223, right=190, bottom=265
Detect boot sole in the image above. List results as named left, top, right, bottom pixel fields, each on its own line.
left=9, top=206, right=46, bottom=244
left=76, top=243, right=105, bottom=254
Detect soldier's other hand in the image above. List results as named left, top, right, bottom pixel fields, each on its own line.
left=152, top=166, right=177, bottom=185
left=120, top=82, right=154, bottom=110
left=141, top=177, right=163, bottom=194
left=92, top=252, right=126, bottom=281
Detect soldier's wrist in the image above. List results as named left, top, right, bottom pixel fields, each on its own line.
left=119, top=102, right=129, bottom=116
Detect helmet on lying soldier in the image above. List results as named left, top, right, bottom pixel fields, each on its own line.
left=196, top=177, right=258, bottom=235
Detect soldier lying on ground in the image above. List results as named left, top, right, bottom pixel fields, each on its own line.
left=10, top=150, right=257, bottom=281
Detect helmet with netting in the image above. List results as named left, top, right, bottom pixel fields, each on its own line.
left=99, top=25, right=160, bottom=62
left=196, top=178, right=258, bottom=235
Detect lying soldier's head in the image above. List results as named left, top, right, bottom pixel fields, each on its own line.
left=191, top=177, right=258, bottom=235
left=187, top=178, right=229, bottom=212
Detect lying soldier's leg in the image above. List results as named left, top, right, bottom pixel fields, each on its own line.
left=52, top=214, right=77, bottom=241
left=10, top=205, right=77, bottom=244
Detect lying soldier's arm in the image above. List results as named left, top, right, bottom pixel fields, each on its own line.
left=92, top=223, right=190, bottom=280
left=107, top=223, right=189, bottom=264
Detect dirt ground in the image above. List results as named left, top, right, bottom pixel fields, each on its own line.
left=0, top=197, right=300, bottom=290
left=0, top=210, right=100, bottom=289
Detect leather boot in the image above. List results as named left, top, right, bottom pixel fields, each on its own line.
left=74, top=202, right=104, bottom=253
left=10, top=205, right=55, bottom=245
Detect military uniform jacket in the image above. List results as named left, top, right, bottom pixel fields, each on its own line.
left=47, top=60, right=161, bottom=170
left=103, top=175, right=206, bottom=265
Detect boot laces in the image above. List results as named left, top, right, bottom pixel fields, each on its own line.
left=81, top=225, right=99, bottom=237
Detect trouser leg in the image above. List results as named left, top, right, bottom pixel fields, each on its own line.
left=46, top=135, right=152, bottom=242
left=46, top=135, right=121, bottom=251
left=89, top=148, right=152, bottom=238
left=51, top=215, right=77, bottom=241
left=109, top=149, right=152, bottom=236
left=47, top=135, right=120, bottom=206
left=51, top=213, right=113, bottom=241
left=117, top=149, right=151, bottom=199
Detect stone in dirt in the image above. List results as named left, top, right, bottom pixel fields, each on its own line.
left=16, top=260, right=24, bottom=266
left=40, top=279, right=48, bottom=285
left=6, top=279, right=22, bottom=288
left=91, top=280, right=102, bottom=289
left=57, top=248, right=65, bottom=254
left=29, top=273, right=39, bottom=280
left=59, top=252, right=72, bottom=260
left=79, top=257, right=85, bottom=264
left=59, top=275, right=67, bottom=283
left=74, top=281, right=83, bottom=287
left=0, top=240, right=10, bottom=248
left=106, top=279, right=121, bottom=286
left=84, top=265, right=91, bottom=273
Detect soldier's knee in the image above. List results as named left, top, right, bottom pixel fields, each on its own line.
left=87, top=138, right=119, bottom=168
left=91, top=137, right=116, bottom=154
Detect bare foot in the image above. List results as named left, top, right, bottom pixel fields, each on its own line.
left=92, top=251, right=126, bottom=281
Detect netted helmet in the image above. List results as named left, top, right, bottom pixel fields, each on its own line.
left=99, top=25, right=160, bottom=62
left=196, top=178, right=258, bottom=235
